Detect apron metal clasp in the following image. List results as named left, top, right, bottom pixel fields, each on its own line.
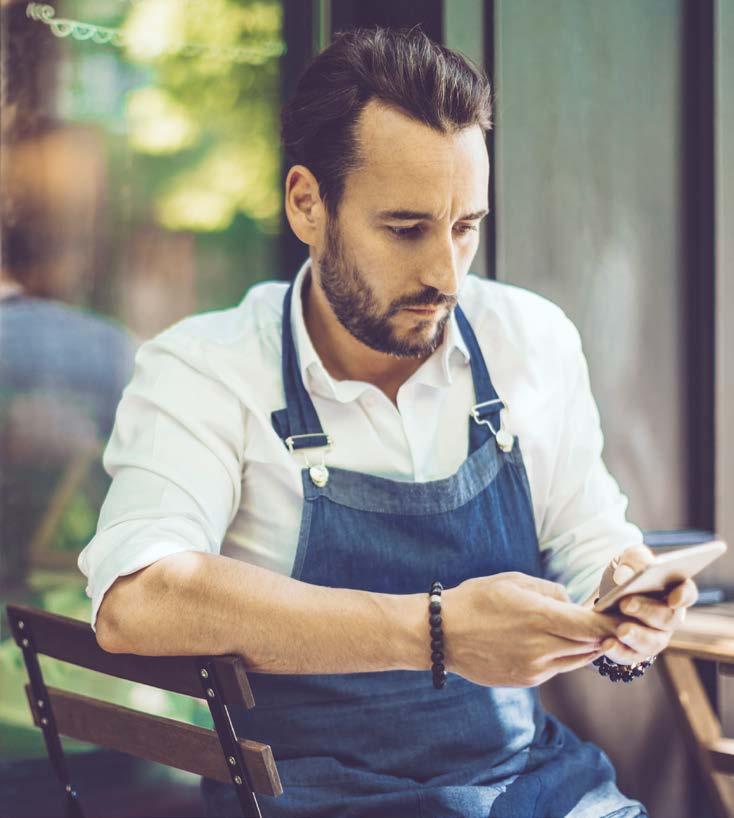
left=285, top=434, right=334, bottom=487
left=470, top=399, right=514, bottom=453
left=308, top=464, right=329, bottom=488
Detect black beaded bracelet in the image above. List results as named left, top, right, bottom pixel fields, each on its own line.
left=592, top=597, right=657, bottom=683
left=592, top=653, right=656, bottom=683
left=429, top=580, right=447, bottom=689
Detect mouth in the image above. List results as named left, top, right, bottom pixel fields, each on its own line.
left=403, top=305, right=441, bottom=315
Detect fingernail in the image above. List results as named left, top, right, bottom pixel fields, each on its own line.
left=613, top=565, right=636, bottom=584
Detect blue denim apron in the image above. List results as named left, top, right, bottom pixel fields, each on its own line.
left=202, top=283, right=647, bottom=818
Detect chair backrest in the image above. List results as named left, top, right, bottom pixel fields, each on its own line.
left=5, top=603, right=282, bottom=818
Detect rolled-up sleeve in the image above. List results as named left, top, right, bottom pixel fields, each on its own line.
left=77, top=329, right=245, bottom=632
left=538, top=319, right=644, bottom=604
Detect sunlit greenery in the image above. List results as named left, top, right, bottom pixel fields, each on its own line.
left=121, top=0, right=284, bottom=233
left=51, top=0, right=285, bottom=303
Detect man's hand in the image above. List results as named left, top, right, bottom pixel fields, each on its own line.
left=442, top=572, right=621, bottom=688
left=592, top=545, right=699, bottom=666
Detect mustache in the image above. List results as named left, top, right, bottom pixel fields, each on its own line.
left=390, top=288, right=458, bottom=312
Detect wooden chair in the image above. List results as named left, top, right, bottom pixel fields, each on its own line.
left=659, top=602, right=734, bottom=818
left=4, top=603, right=283, bottom=818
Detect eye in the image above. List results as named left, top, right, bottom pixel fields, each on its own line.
left=387, top=223, right=479, bottom=239
left=388, top=225, right=422, bottom=238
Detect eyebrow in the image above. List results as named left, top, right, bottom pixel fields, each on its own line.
left=376, top=208, right=489, bottom=222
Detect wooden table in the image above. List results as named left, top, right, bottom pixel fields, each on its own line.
left=660, top=603, right=734, bottom=818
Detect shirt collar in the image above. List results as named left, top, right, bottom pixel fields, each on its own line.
left=289, top=257, right=471, bottom=403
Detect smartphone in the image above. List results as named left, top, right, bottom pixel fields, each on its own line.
left=593, top=540, right=727, bottom=614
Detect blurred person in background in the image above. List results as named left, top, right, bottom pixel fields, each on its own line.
left=0, top=122, right=137, bottom=592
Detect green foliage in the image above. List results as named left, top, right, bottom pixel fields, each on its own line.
left=120, top=0, right=284, bottom=233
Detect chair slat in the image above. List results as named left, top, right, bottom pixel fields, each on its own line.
left=8, top=603, right=254, bottom=709
left=708, top=738, right=734, bottom=775
left=25, top=685, right=282, bottom=797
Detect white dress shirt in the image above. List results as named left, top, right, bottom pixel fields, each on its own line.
left=78, top=258, right=643, bottom=631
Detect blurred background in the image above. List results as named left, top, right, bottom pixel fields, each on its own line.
left=0, top=1, right=732, bottom=816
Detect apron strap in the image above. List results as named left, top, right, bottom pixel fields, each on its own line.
left=454, top=305, right=506, bottom=454
left=271, top=282, right=330, bottom=451
left=272, top=280, right=507, bottom=455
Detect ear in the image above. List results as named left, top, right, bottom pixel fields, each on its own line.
left=284, top=165, right=325, bottom=245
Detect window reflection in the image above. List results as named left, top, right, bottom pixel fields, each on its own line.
left=1, top=0, right=285, bottom=759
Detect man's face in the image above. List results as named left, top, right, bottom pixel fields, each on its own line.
left=315, top=100, right=489, bottom=358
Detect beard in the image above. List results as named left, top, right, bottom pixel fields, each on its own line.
left=316, top=218, right=457, bottom=358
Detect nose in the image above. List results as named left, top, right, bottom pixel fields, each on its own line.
left=418, top=236, right=460, bottom=298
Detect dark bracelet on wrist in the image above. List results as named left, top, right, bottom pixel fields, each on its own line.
left=429, top=580, right=447, bottom=689
left=592, top=597, right=657, bottom=683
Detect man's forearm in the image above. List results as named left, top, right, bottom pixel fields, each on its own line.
left=95, top=550, right=431, bottom=675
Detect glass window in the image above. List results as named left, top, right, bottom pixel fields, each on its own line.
left=1, top=0, right=285, bottom=761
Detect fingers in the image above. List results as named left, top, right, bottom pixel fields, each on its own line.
left=544, top=599, right=620, bottom=643
left=666, top=578, right=699, bottom=609
left=613, top=621, right=670, bottom=657
left=600, top=636, right=651, bottom=666
left=545, top=634, right=604, bottom=659
left=545, top=634, right=655, bottom=678
left=618, top=595, right=687, bottom=630
left=615, top=577, right=697, bottom=630
left=549, top=646, right=606, bottom=675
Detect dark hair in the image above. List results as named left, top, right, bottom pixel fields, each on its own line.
left=280, top=25, right=492, bottom=216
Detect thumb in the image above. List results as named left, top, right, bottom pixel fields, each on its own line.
left=612, top=545, right=656, bottom=585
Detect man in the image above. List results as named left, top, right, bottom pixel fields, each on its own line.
left=80, top=27, right=697, bottom=818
